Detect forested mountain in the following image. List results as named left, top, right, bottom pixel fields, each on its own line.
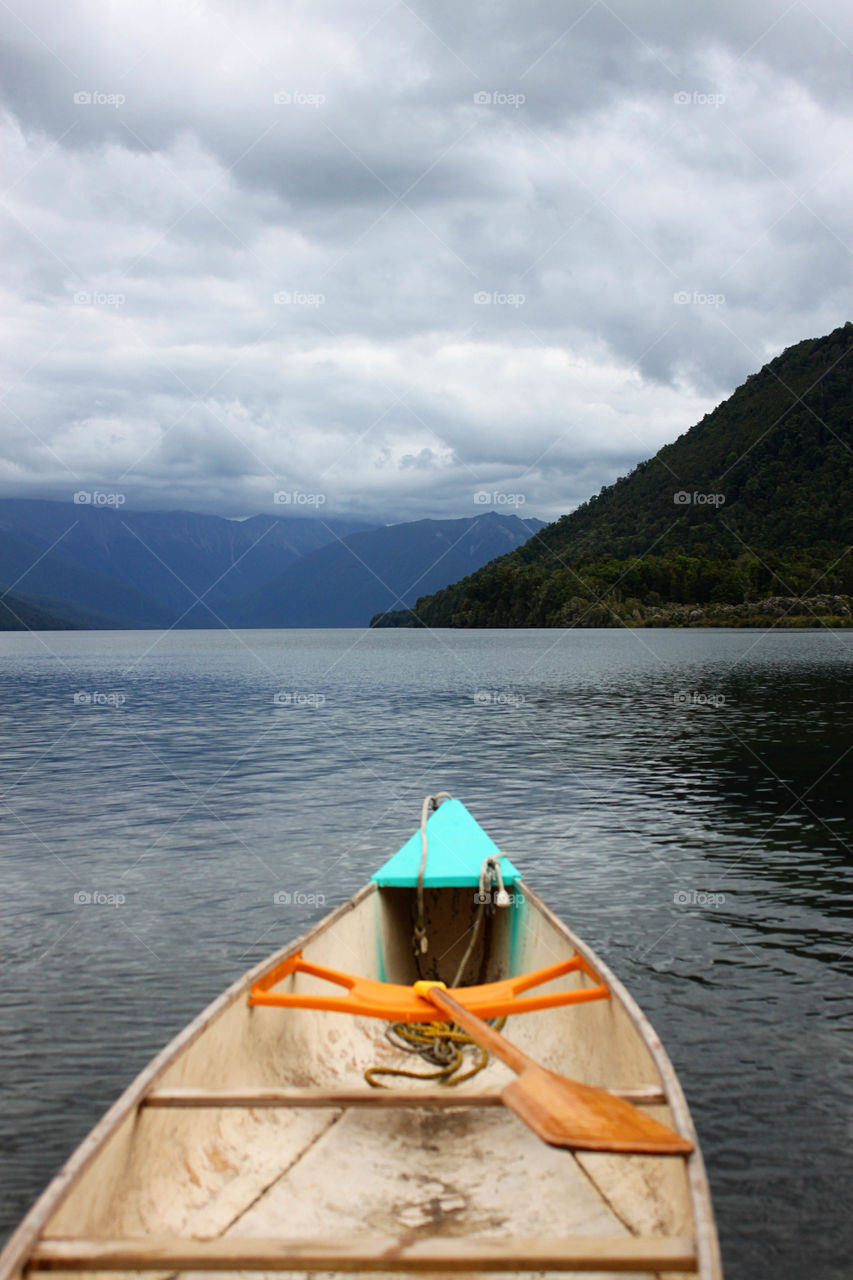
left=403, top=323, right=853, bottom=628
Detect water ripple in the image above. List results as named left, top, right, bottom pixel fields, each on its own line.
left=1, top=627, right=851, bottom=1278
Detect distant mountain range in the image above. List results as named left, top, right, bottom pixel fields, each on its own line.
left=0, top=500, right=544, bottom=629
left=225, top=513, right=544, bottom=627
left=396, top=322, right=853, bottom=628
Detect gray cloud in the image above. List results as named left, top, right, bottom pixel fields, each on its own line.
left=0, top=0, right=850, bottom=521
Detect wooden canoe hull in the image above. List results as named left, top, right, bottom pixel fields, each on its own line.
left=0, top=880, right=722, bottom=1279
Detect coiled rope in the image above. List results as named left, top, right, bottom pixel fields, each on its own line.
left=364, top=1017, right=506, bottom=1088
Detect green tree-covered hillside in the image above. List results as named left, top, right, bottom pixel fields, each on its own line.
left=401, top=323, right=853, bottom=628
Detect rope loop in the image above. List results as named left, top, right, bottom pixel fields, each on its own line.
left=412, top=791, right=452, bottom=960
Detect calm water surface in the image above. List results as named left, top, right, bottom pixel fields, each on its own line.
left=1, top=627, right=852, bottom=1279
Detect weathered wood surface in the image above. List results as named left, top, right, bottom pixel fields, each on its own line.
left=142, top=1085, right=667, bottom=1108
left=30, top=1234, right=699, bottom=1273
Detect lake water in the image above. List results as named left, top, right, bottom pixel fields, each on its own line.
left=1, top=626, right=852, bottom=1278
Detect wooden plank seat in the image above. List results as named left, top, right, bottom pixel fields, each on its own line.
left=141, top=1086, right=667, bottom=1108
left=28, top=1234, right=699, bottom=1273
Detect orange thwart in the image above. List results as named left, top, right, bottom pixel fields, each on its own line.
left=248, top=953, right=610, bottom=1021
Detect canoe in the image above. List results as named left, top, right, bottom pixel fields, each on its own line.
left=0, top=796, right=721, bottom=1279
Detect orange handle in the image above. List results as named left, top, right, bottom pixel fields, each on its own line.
left=249, top=954, right=610, bottom=1020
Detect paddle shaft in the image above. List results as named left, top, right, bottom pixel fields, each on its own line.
left=424, top=985, right=530, bottom=1075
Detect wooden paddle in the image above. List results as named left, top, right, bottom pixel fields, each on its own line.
left=414, top=981, right=693, bottom=1155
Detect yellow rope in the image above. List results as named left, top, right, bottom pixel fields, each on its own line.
left=365, top=1018, right=505, bottom=1088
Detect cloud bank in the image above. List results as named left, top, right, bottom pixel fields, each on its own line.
left=0, top=0, right=850, bottom=520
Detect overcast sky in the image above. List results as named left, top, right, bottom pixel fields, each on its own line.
left=0, top=0, right=850, bottom=523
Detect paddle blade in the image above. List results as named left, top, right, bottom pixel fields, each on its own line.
left=501, top=1065, right=693, bottom=1155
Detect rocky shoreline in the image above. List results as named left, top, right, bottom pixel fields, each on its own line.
left=558, top=594, right=853, bottom=628
left=372, top=595, right=853, bottom=629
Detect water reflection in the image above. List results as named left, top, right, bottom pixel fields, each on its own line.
left=0, top=628, right=851, bottom=1278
